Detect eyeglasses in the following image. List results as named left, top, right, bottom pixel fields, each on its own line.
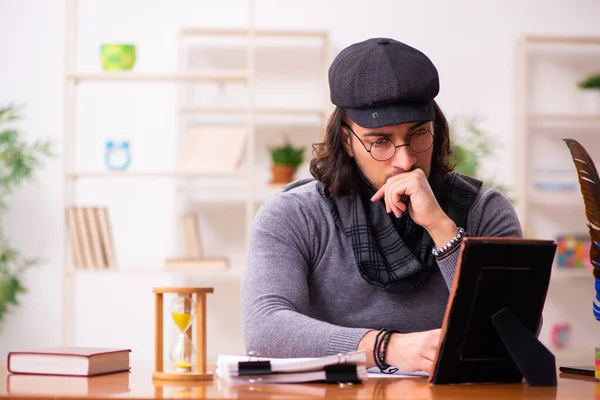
left=343, top=123, right=434, bottom=162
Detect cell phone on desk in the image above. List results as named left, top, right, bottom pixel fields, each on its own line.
left=559, top=366, right=595, bottom=377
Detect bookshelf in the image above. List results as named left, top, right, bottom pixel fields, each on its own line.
left=514, top=34, right=600, bottom=248
left=514, top=34, right=600, bottom=355
left=62, top=0, right=331, bottom=349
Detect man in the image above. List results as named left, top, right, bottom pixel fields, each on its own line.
left=241, top=38, right=521, bottom=374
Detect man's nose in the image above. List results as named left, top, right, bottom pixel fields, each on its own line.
left=390, top=145, right=417, bottom=171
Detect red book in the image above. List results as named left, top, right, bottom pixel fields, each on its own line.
left=7, top=347, right=131, bottom=377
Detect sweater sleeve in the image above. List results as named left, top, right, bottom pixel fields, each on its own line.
left=241, top=193, right=370, bottom=358
left=436, top=188, right=523, bottom=289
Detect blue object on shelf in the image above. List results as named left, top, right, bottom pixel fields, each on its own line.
left=594, top=278, right=600, bottom=321
left=105, top=140, right=132, bottom=171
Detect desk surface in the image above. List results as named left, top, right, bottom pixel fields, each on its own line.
left=0, top=363, right=596, bottom=399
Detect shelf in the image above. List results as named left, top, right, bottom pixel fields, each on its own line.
left=522, top=35, right=600, bottom=46
left=527, top=113, right=600, bottom=124
left=180, top=27, right=328, bottom=39
left=551, top=268, right=594, bottom=280
left=527, top=114, right=600, bottom=131
left=68, top=267, right=241, bottom=278
left=179, top=106, right=327, bottom=117
left=178, top=182, right=284, bottom=204
left=65, top=170, right=249, bottom=179
left=527, top=190, right=583, bottom=207
left=67, top=71, right=249, bottom=83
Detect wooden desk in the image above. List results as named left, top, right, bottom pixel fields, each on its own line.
left=0, top=363, right=596, bottom=399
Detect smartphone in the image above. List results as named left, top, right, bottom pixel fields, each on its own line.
left=559, top=366, right=595, bottom=377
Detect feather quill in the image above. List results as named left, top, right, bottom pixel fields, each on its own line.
left=563, top=138, right=600, bottom=320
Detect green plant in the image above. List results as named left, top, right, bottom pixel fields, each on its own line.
left=268, top=137, right=305, bottom=168
left=0, top=104, right=54, bottom=329
left=578, top=73, right=600, bottom=89
left=449, top=116, right=511, bottom=200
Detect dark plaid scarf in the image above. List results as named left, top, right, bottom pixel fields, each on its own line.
left=323, top=172, right=482, bottom=293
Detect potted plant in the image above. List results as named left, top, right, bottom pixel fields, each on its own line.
left=0, top=104, right=54, bottom=330
left=268, top=137, right=305, bottom=185
left=577, top=73, right=600, bottom=113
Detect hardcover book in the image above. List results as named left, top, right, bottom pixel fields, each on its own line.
left=7, top=347, right=131, bottom=377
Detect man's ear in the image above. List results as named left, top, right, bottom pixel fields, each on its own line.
left=342, top=126, right=354, bottom=158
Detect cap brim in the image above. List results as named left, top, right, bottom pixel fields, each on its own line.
left=345, top=101, right=434, bottom=129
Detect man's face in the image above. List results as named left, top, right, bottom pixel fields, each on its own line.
left=344, top=119, right=435, bottom=190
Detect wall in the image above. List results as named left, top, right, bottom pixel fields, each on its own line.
left=1, top=0, right=599, bottom=363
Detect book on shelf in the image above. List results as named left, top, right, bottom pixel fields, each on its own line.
left=165, top=258, right=228, bottom=270
left=66, top=207, right=84, bottom=268
left=85, top=207, right=106, bottom=269
left=7, top=368, right=130, bottom=396
left=66, top=207, right=116, bottom=270
left=180, top=214, right=202, bottom=258
left=7, top=347, right=131, bottom=377
left=216, top=351, right=368, bottom=384
left=74, top=207, right=94, bottom=269
left=177, top=125, right=247, bottom=172
left=96, top=207, right=117, bottom=269
left=166, top=214, right=228, bottom=270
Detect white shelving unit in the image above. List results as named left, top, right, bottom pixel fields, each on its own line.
left=175, top=27, right=331, bottom=240
left=515, top=35, right=600, bottom=231
left=62, top=0, right=331, bottom=348
left=514, top=34, right=600, bottom=357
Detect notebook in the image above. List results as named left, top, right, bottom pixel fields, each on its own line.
left=7, top=347, right=131, bottom=377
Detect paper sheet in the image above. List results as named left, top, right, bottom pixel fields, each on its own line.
left=367, top=367, right=429, bottom=378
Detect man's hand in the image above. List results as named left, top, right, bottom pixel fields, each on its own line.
left=386, top=329, right=441, bottom=374
left=370, top=169, right=441, bottom=229
left=370, top=169, right=458, bottom=249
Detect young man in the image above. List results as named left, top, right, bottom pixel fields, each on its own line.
left=241, top=38, right=522, bottom=374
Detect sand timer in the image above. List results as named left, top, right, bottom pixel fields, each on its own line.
left=153, top=287, right=214, bottom=381
left=170, top=294, right=196, bottom=372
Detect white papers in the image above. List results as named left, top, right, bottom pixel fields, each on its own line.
left=216, top=352, right=428, bottom=384
left=216, top=351, right=368, bottom=384
left=218, top=351, right=366, bottom=376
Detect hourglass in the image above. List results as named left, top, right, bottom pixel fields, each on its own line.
left=152, top=287, right=214, bottom=381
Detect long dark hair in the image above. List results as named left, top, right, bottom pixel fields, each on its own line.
left=310, top=101, right=454, bottom=198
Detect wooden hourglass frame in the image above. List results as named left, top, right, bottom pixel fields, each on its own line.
left=152, top=287, right=214, bottom=381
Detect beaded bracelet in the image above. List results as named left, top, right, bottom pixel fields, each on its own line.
left=431, top=227, right=466, bottom=260
left=373, top=329, right=399, bottom=373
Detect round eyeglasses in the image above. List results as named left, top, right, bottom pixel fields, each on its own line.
left=343, top=123, right=434, bottom=162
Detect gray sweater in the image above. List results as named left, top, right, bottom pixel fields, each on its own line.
left=241, top=180, right=522, bottom=357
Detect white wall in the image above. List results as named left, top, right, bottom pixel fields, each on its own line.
left=1, top=0, right=600, bottom=363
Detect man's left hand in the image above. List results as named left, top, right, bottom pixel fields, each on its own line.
left=370, top=169, right=458, bottom=248
left=370, top=169, right=442, bottom=229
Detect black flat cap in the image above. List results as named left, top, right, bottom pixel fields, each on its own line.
left=329, top=38, right=439, bottom=128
